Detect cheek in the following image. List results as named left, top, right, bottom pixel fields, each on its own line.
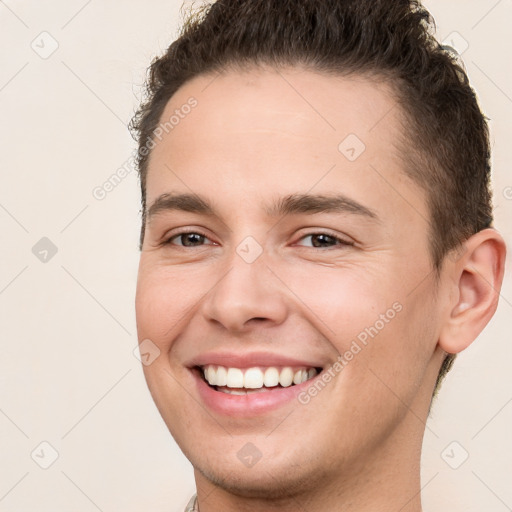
left=278, top=263, right=391, bottom=345
left=351, top=294, right=438, bottom=408
left=287, top=265, right=435, bottom=397
left=135, top=261, right=205, bottom=350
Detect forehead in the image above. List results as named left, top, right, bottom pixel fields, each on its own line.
left=150, top=66, right=399, bottom=162
left=146, top=66, right=426, bottom=225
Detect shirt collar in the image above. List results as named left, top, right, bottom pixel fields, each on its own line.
left=184, top=494, right=198, bottom=512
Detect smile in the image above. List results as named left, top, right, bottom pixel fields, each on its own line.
left=187, top=352, right=328, bottom=416
left=200, top=365, right=320, bottom=394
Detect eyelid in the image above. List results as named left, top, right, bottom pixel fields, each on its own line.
left=160, top=227, right=354, bottom=249
left=293, top=229, right=355, bottom=247
left=162, top=227, right=216, bottom=246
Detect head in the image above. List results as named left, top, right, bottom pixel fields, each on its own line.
left=132, top=0, right=505, bottom=504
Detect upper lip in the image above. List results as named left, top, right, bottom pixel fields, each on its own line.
left=187, top=351, right=326, bottom=370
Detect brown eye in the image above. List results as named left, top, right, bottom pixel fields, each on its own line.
left=165, top=231, right=214, bottom=247
left=310, top=234, right=337, bottom=248
left=296, top=233, right=353, bottom=248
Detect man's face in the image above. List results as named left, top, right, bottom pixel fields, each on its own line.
left=135, top=67, right=446, bottom=497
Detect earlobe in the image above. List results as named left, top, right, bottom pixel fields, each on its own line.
left=438, top=228, right=506, bottom=354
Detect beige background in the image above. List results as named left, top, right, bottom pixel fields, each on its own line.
left=0, top=1, right=510, bottom=511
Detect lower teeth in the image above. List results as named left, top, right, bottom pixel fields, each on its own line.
left=215, top=385, right=282, bottom=395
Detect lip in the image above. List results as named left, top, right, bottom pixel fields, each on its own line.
left=187, top=351, right=326, bottom=370
left=190, top=365, right=324, bottom=417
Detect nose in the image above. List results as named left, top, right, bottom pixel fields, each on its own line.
left=201, top=248, right=288, bottom=333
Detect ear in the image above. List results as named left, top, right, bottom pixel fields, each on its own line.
left=438, top=228, right=506, bottom=354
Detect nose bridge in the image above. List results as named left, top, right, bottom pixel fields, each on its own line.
left=202, top=239, right=287, bottom=331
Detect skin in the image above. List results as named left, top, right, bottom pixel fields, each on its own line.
left=135, top=66, right=506, bottom=511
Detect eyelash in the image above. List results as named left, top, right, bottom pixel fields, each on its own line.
left=298, top=233, right=354, bottom=249
left=163, top=229, right=214, bottom=247
left=162, top=229, right=354, bottom=249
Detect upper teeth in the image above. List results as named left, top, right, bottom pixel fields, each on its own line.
left=202, top=365, right=318, bottom=389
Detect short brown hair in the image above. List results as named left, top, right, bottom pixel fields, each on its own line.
left=130, top=0, right=494, bottom=396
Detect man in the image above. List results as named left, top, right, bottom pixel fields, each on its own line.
left=131, top=0, right=506, bottom=510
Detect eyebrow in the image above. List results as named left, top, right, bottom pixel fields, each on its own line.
left=265, top=193, right=379, bottom=220
left=147, top=192, right=214, bottom=220
left=146, top=192, right=379, bottom=222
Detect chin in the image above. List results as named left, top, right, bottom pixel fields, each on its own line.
left=193, top=457, right=318, bottom=500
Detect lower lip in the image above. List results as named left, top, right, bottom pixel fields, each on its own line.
left=192, top=368, right=319, bottom=417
